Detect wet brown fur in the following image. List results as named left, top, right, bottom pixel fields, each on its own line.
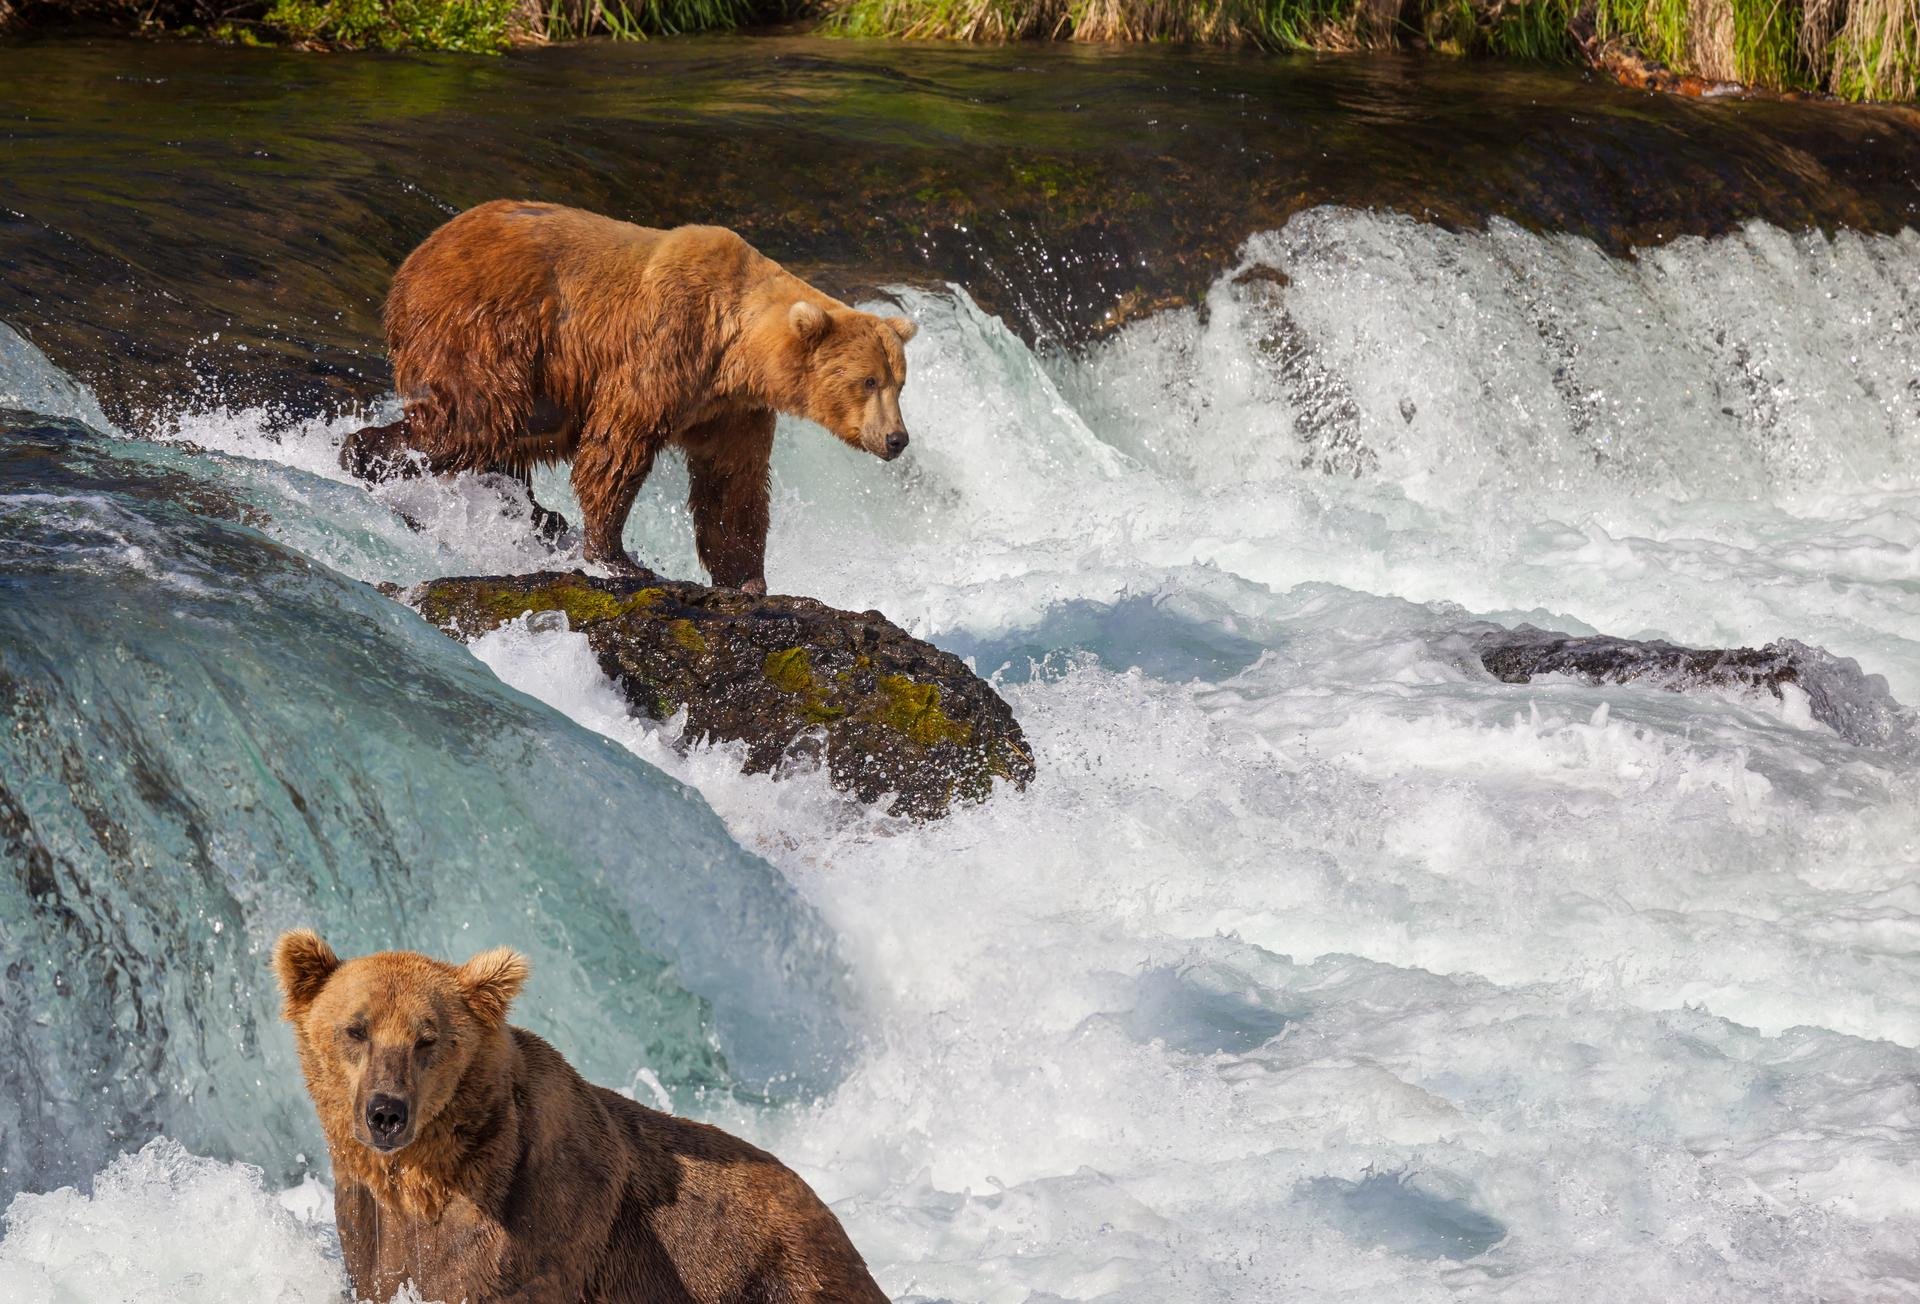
left=343, top=200, right=916, bottom=586
left=273, top=930, right=890, bottom=1304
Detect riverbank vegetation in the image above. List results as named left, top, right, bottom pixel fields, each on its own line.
left=0, top=0, right=788, bottom=51
left=2, top=0, right=1914, bottom=98
left=822, top=0, right=1918, bottom=99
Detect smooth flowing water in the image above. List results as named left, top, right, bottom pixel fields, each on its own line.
left=3, top=33, right=1920, bottom=1304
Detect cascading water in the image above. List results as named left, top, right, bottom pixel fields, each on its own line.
left=0, top=349, right=859, bottom=1201
left=3, top=50, right=1920, bottom=1300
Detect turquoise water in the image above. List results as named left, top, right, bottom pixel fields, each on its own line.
left=0, top=412, right=856, bottom=1199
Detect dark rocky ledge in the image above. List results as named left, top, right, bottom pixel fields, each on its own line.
left=1474, top=626, right=1917, bottom=752
left=401, top=571, right=1035, bottom=818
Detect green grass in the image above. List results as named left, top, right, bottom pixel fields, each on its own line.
left=1596, top=0, right=1694, bottom=69
left=829, top=0, right=1569, bottom=57
left=5, top=0, right=783, bottom=49
left=825, top=0, right=1060, bottom=39
left=6, top=0, right=1916, bottom=97
left=1828, top=0, right=1920, bottom=98
left=1482, top=0, right=1580, bottom=62
left=826, top=0, right=1407, bottom=48
left=1729, top=0, right=1800, bottom=86
left=264, top=0, right=518, bottom=51
left=825, top=0, right=1918, bottom=98
left=541, top=0, right=776, bottom=39
left=1598, top=0, right=1808, bottom=86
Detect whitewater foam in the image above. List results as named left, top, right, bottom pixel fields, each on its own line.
left=5, top=209, right=1920, bottom=1300
left=0, top=1140, right=344, bottom=1302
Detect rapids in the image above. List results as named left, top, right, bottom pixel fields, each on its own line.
left=3, top=36, right=1920, bottom=1304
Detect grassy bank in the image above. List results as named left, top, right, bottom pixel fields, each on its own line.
left=2, top=0, right=1914, bottom=98
left=0, top=0, right=790, bottom=52
left=824, top=0, right=1919, bottom=100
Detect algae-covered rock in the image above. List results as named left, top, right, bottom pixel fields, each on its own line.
left=405, top=570, right=1035, bottom=818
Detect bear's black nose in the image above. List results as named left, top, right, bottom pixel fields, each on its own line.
left=884, top=430, right=909, bottom=458
left=367, top=1093, right=410, bottom=1142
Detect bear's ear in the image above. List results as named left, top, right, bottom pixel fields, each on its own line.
left=457, top=946, right=531, bottom=1027
left=884, top=316, right=917, bottom=343
left=788, top=301, right=829, bottom=344
left=274, top=929, right=340, bottom=1020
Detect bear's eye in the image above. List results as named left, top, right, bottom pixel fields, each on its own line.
left=344, top=1024, right=367, bottom=1043
left=862, top=377, right=878, bottom=393
left=415, top=1035, right=437, bottom=1054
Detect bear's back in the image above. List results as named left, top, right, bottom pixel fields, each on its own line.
left=434, top=201, right=763, bottom=286
left=606, top=1094, right=889, bottom=1302
left=505, top=1027, right=885, bottom=1301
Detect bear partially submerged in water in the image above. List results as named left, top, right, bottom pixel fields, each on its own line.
left=273, top=930, right=888, bottom=1304
left=342, top=200, right=917, bottom=592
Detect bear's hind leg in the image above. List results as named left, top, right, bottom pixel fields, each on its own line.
left=526, top=479, right=570, bottom=547
left=570, top=434, right=659, bottom=576
left=490, top=464, right=570, bottom=546
left=502, top=398, right=578, bottom=546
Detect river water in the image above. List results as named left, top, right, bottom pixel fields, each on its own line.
left=3, top=34, right=1920, bottom=1304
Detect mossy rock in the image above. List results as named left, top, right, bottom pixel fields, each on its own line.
left=405, top=570, right=1035, bottom=818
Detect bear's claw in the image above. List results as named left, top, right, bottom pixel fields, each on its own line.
left=593, top=551, right=651, bottom=578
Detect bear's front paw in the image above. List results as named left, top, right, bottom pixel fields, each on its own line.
left=740, top=577, right=767, bottom=598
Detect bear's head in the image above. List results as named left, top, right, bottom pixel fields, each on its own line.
left=785, top=302, right=917, bottom=461
left=273, top=931, right=528, bottom=1156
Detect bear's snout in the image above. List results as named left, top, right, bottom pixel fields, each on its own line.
left=366, top=1092, right=412, bottom=1150
left=881, top=429, right=909, bottom=460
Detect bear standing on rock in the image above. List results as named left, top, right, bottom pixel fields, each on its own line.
left=343, top=200, right=917, bottom=593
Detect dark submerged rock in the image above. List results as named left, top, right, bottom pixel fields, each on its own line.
left=404, top=571, right=1035, bottom=818
left=1475, top=626, right=1918, bottom=752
